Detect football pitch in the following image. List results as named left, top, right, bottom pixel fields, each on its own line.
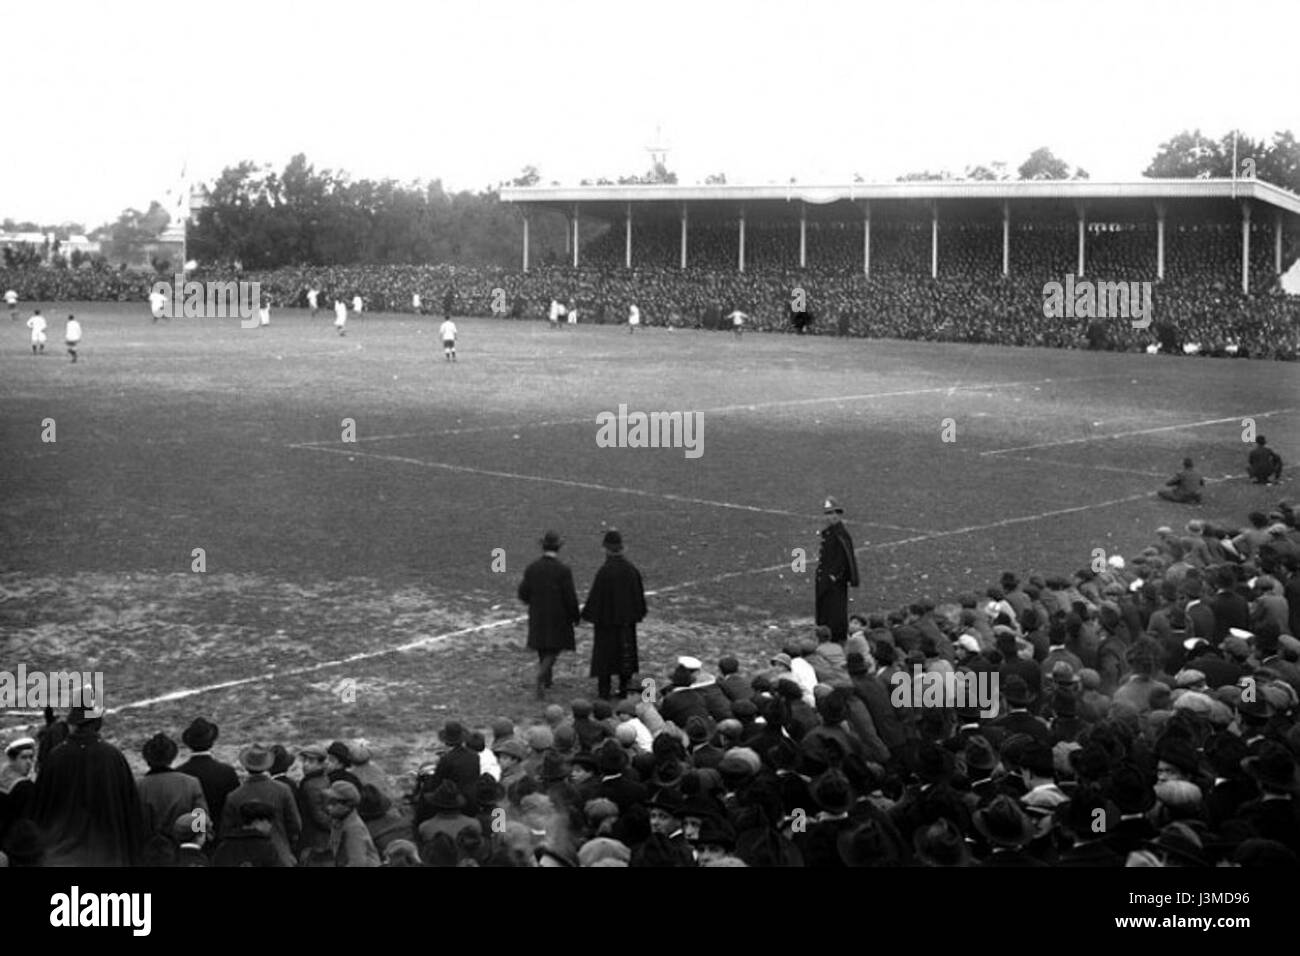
left=2, top=303, right=1297, bottom=779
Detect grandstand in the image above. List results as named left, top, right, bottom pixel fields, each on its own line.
left=501, top=178, right=1300, bottom=291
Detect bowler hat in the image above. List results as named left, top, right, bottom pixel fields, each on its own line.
left=439, top=721, right=466, bottom=746
left=540, top=530, right=564, bottom=551
left=973, top=795, right=1036, bottom=847
left=182, top=717, right=219, bottom=752
left=823, top=497, right=844, bottom=514
left=602, top=529, right=623, bottom=551
left=1003, top=675, right=1035, bottom=708
left=1144, top=822, right=1208, bottom=866
left=539, top=751, right=569, bottom=784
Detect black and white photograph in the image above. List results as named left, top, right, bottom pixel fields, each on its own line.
left=2, top=0, right=1298, bottom=933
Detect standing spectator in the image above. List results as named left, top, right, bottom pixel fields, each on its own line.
left=429, top=721, right=480, bottom=802
left=295, top=744, right=332, bottom=863
left=1158, top=458, right=1204, bottom=504
left=816, top=497, right=861, bottom=643
left=136, top=733, right=208, bottom=839
left=582, top=529, right=648, bottom=700
left=0, top=737, right=36, bottom=846
left=519, top=529, right=580, bottom=699
left=221, top=743, right=302, bottom=867
left=176, top=717, right=240, bottom=841
left=26, top=705, right=145, bottom=866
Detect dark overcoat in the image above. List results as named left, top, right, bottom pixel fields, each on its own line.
left=582, top=553, right=647, bottom=678
left=518, top=554, right=580, bottom=652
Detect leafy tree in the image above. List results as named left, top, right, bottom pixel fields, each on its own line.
left=1017, top=147, right=1071, bottom=180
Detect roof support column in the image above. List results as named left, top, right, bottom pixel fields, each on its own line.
left=1241, top=201, right=1251, bottom=294
left=1275, top=209, right=1284, bottom=275
left=1155, top=202, right=1166, bottom=281
left=680, top=203, right=688, bottom=270
left=625, top=203, right=632, bottom=269
left=572, top=203, right=580, bottom=268
left=862, top=203, right=871, bottom=276
left=930, top=202, right=939, bottom=279
left=564, top=214, right=571, bottom=255
left=738, top=206, right=746, bottom=274
left=522, top=214, right=530, bottom=273
left=1001, top=202, right=1010, bottom=276
left=1076, top=203, right=1086, bottom=278
left=799, top=201, right=807, bottom=269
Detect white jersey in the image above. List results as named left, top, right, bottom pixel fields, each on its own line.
left=549, top=300, right=565, bottom=321
left=307, top=289, right=319, bottom=308
left=65, top=320, right=82, bottom=343
left=149, top=290, right=167, bottom=315
left=334, top=301, right=348, bottom=326
left=439, top=320, right=457, bottom=342
left=412, top=294, right=422, bottom=310
left=568, top=307, right=578, bottom=324
left=352, top=296, right=363, bottom=313
left=27, top=315, right=47, bottom=341
left=629, top=305, right=641, bottom=325
left=259, top=306, right=270, bottom=326
left=728, top=310, right=747, bottom=326
left=4, top=290, right=17, bottom=306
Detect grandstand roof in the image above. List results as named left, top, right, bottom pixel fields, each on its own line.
left=501, top=178, right=1300, bottom=224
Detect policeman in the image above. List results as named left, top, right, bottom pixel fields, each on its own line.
left=815, top=497, right=861, bottom=642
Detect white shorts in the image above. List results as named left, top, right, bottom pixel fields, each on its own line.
left=31, top=331, right=46, bottom=344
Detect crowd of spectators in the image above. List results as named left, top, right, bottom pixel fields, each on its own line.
left=4, top=217, right=1298, bottom=358
left=3, top=500, right=1299, bottom=867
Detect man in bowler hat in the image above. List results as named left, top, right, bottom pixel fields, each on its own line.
left=816, top=498, right=860, bottom=643
left=518, top=530, right=581, bottom=700
left=581, top=529, right=647, bottom=700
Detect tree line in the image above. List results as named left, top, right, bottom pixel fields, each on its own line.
left=9, top=130, right=1300, bottom=271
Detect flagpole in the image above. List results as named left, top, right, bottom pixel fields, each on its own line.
left=1232, top=130, right=1238, bottom=199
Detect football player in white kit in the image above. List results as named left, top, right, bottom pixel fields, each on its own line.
left=548, top=298, right=565, bottom=330
left=727, top=308, right=748, bottom=338
left=439, top=317, right=458, bottom=362
left=628, top=303, right=641, bottom=334
left=65, top=314, right=82, bottom=362
left=5, top=289, right=18, bottom=321
left=307, top=287, right=320, bottom=317
left=352, top=294, right=364, bottom=317
left=334, top=298, right=348, bottom=336
left=259, top=297, right=271, bottom=327
left=149, top=287, right=168, bottom=322
left=26, top=309, right=47, bottom=354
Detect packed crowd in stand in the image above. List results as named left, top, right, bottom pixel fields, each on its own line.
left=4, top=218, right=1299, bottom=358
left=3, top=499, right=1299, bottom=867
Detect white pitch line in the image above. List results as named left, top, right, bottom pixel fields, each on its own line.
left=292, top=443, right=935, bottom=533
left=998, top=455, right=1166, bottom=479
left=290, top=374, right=1117, bottom=447
left=981, top=408, right=1298, bottom=457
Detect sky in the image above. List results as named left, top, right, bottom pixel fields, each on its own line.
left=5, top=0, right=1298, bottom=229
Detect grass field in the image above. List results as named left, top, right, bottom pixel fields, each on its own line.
left=2, top=302, right=1297, bottom=782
